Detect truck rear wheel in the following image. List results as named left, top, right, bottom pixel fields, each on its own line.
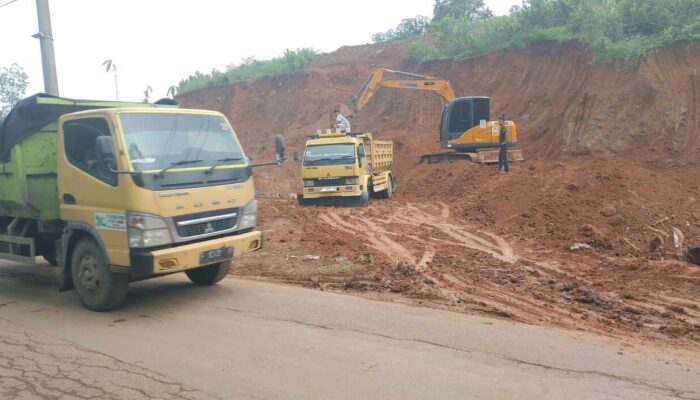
left=185, top=262, right=230, bottom=285
left=71, top=239, right=129, bottom=311
left=375, top=176, right=394, bottom=199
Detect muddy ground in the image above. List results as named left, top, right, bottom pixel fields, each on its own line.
left=179, top=40, right=700, bottom=349
left=238, top=157, right=700, bottom=348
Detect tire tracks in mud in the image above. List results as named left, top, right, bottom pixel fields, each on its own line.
left=316, top=200, right=700, bottom=337
left=319, top=201, right=571, bottom=321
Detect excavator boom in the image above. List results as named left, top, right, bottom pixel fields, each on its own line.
left=351, top=69, right=456, bottom=112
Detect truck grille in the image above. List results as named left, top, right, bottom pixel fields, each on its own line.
left=173, top=208, right=239, bottom=238
left=308, top=177, right=348, bottom=187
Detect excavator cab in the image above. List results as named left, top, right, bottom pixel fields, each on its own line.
left=439, top=97, right=490, bottom=151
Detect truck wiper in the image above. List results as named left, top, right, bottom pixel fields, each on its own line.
left=206, top=157, right=244, bottom=174
left=157, top=159, right=204, bottom=177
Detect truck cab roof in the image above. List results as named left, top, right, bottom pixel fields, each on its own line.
left=0, top=93, right=179, bottom=160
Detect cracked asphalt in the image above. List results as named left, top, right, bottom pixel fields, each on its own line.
left=0, top=319, right=216, bottom=400
left=0, top=261, right=698, bottom=399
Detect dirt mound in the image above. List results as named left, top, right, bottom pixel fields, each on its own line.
left=179, top=40, right=700, bottom=347
left=399, top=156, right=699, bottom=258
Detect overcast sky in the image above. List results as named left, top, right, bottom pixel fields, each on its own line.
left=0, top=0, right=520, bottom=102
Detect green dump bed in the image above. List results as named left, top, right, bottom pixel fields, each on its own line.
left=0, top=94, right=176, bottom=221
left=0, top=124, right=59, bottom=220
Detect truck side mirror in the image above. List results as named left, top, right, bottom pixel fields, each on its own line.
left=292, top=150, right=300, bottom=162
left=95, top=136, right=116, bottom=169
left=275, top=134, right=285, bottom=163
left=357, top=145, right=365, bottom=168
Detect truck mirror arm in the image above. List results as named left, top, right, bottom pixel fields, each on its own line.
left=250, top=158, right=285, bottom=168
left=105, top=163, right=142, bottom=176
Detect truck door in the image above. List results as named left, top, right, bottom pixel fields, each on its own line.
left=58, top=117, right=130, bottom=266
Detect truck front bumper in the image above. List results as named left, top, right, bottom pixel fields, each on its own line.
left=127, top=230, right=262, bottom=279
left=298, top=185, right=368, bottom=207
left=301, top=184, right=362, bottom=198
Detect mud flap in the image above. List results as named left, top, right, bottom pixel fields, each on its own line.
left=57, top=234, right=74, bottom=291
left=298, top=191, right=369, bottom=207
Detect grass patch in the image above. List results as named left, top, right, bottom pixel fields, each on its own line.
left=176, top=48, right=317, bottom=95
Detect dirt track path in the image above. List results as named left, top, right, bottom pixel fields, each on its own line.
left=305, top=199, right=700, bottom=343
left=320, top=201, right=517, bottom=303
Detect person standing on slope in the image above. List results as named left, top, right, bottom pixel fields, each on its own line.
left=332, top=107, right=351, bottom=132
left=498, top=115, right=509, bottom=175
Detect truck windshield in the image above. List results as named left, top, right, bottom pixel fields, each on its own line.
left=303, top=144, right=356, bottom=166
left=119, top=113, right=246, bottom=172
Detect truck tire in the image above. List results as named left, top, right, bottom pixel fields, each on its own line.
left=185, top=262, right=230, bottom=285
left=385, top=175, right=394, bottom=199
left=71, top=239, right=129, bottom=311
left=375, top=176, right=393, bottom=199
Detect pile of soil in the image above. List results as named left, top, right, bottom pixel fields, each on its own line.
left=179, top=40, right=700, bottom=347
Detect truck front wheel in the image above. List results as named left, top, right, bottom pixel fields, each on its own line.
left=71, top=239, right=129, bottom=311
left=185, top=262, right=230, bottom=285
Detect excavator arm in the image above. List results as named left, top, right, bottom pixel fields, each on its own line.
left=351, top=69, right=457, bottom=112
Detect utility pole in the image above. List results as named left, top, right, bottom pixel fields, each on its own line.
left=33, top=0, right=59, bottom=96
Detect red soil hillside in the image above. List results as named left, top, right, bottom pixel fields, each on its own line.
left=178, top=41, right=700, bottom=347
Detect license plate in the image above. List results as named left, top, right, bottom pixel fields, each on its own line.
left=199, top=247, right=233, bottom=264
left=320, top=186, right=339, bottom=192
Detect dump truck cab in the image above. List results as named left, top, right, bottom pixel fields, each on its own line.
left=296, top=130, right=395, bottom=207
left=0, top=95, right=284, bottom=311
left=57, top=107, right=261, bottom=278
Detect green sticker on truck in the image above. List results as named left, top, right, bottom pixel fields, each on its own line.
left=95, top=212, right=126, bottom=232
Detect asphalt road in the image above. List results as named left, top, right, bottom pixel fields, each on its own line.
left=0, top=260, right=698, bottom=400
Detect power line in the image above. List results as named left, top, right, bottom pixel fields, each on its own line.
left=0, top=0, right=20, bottom=8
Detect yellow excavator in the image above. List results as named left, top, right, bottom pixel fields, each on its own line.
left=351, top=68, right=523, bottom=164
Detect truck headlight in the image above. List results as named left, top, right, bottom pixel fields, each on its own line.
left=239, top=199, right=257, bottom=230
left=127, top=212, right=172, bottom=248
left=303, top=179, right=315, bottom=187
left=345, top=177, right=359, bottom=185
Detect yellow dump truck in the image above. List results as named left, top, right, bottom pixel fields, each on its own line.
left=0, top=94, right=284, bottom=311
left=295, top=130, right=395, bottom=206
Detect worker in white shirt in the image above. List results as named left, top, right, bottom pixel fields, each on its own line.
left=331, top=107, right=351, bottom=132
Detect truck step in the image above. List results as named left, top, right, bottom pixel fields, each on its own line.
left=0, top=218, right=36, bottom=264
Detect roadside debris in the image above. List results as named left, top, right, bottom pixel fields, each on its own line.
left=570, top=243, right=593, bottom=251
left=689, top=246, right=700, bottom=266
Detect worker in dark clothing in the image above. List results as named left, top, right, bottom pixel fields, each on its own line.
left=498, top=115, right=509, bottom=175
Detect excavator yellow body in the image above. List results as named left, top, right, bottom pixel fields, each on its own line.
left=351, top=69, right=523, bottom=164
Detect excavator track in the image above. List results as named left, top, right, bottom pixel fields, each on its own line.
left=420, top=149, right=524, bottom=164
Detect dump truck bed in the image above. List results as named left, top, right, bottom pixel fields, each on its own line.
left=370, top=140, right=393, bottom=173
left=0, top=127, right=59, bottom=220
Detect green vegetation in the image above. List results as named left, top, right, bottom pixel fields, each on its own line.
left=0, top=63, right=28, bottom=119
left=372, top=16, right=431, bottom=43
left=339, top=261, right=355, bottom=272
left=176, top=48, right=317, bottom=95
left=381, top=0, right=700, bottom=63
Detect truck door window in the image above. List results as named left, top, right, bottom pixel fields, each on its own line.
left=63, top=118, right=118, bottom=186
